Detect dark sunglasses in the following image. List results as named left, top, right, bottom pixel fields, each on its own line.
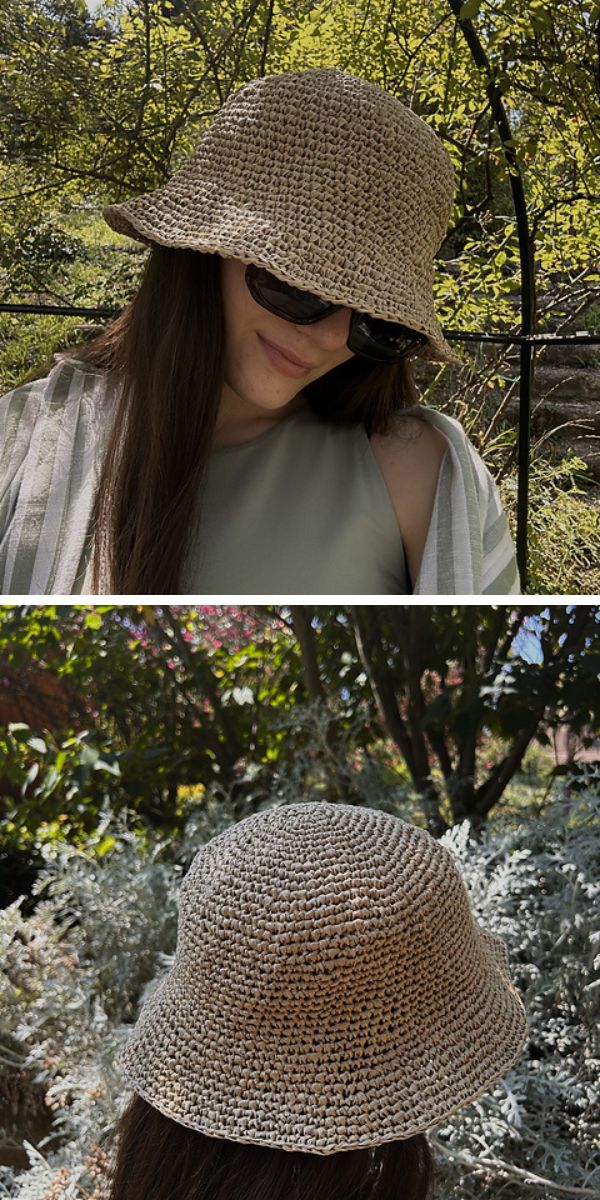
left=245, top=263, right=428, bottom=363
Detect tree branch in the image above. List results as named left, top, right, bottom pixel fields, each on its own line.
left=289, top=607, right=325, bottom=702
left=349, top=607, right=418, bottom=778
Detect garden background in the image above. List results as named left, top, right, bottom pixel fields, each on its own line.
left=0, top=603, right=598, bottom=1199
left=0, top=0, right=599, bottom=591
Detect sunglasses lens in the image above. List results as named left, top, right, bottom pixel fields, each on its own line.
left=349, top=313, right=427, bottom=362
left=247, top=266, right=331, bottom=322
left=246, top=265, right=427, bottom=360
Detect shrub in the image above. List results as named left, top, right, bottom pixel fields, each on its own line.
left=500, top=455, right=600, bottom=594
left=0, top=779, right=597, bottom=1199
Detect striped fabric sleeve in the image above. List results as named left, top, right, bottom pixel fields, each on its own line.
left=0, top=359, right=103, bottom=595
left=412, top=408, right=521, bottom=596
left=0, top=376, right=46, bottom=593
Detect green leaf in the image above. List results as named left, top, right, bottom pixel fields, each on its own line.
left=93, top=756, right=121, bottom=776
left=79, top=744, right=100, bottom=766
left=96, top=835, right=116, bottom=856
left=459, top=0, right=483, bottom=19
left=39, top=766, right=60, bottom=796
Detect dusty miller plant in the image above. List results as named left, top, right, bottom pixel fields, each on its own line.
left=243, top=698, right=421, bottom=817
left=433, top=780, right=599, bottom=1200
left=0, top=774, right=597, bottom=1200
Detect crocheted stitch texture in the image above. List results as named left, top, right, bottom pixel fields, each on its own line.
left=116, top=801, right=528, bottom=1154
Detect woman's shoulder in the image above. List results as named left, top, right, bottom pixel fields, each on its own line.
left=12, top=353, right=106, bottom=391
left=0, top=354, right=107, bottom=421
left=370, top=403, right=496, bottom=499
left=371, top=404, right=471, bottom=449
left=0, top=355, right=111, bottom=464
left=369, top=407, right=450, bottom=467
left=369, top=411, right=449, bottom=538
left=1, top=355, right=111, bottom=518
left=0, top=355, right=110, bottom=595
left=368, top=404, right=519, bottom=594
left=369, top=409, right=449, bottom=587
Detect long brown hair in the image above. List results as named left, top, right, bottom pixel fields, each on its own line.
left=58, top=245, right=418, bottom=592
left=103, top=1092, right=435, bottom=1200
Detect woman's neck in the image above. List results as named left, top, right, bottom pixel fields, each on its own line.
left=212, top=383, right=307, bottom=449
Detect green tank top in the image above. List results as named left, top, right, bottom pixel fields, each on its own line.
left=180, top=404, right=408, bottom=593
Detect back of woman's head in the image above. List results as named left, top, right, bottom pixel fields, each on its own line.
left=106, top=1092, right=434, bottom=1200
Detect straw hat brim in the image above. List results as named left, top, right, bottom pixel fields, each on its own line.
left=115, top=924, right=527, bottom=1154
left=102, top=200, right=466, bottom=369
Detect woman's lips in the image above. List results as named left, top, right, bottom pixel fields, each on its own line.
left=257, top=333, right=314, bottom=377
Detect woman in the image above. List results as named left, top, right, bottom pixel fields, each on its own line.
left=103, top=800, right=528, bottom=1199
left=0, top=67, right=519, bottom=595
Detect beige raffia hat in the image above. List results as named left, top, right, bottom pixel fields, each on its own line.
left=116, top=801, right=528, bottom=1155
left=102, top=68, right=463, bottom=367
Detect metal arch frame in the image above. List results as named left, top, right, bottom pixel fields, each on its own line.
left=445, top=0, right=538, bottom=590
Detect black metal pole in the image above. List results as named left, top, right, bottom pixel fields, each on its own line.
left=445, top=0, right=537, bottom=590
left=2, top=305, right=598, bottom=347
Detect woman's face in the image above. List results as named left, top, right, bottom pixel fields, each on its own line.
left=220, top=256, right=356, bottom=414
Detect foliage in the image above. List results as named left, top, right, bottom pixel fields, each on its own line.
left=0, top=778, right=597, bottom=1199
left=0, top=812, right=182, bottom=1200
left=432, top=781, right=600, bottom=1199
left=1, top=606, right=598, bottom=869
left=0, top=0, right=598, bottom=588
left=510, top=455, right=600, bottom=596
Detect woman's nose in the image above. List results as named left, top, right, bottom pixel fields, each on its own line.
left=292, top=306, right=352, bottom=349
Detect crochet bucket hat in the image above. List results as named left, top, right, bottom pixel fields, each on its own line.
left=102, top=68, right=463, bottom=367
left=116, top=801, right=528, bottom=1155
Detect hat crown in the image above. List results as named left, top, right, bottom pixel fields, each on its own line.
left=117, top=801, right=527, bottom=1153
left=102, top=67, right=462, bottom=365
left=176, top=802, right=473, bottom=999
left=185, top=68, right=455, bottom=254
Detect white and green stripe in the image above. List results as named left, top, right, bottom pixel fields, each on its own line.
left=0, top=357, right=520, bottom=596
left=412, top=406, right=519, bottom=595
left=0, top=361, right=104, bottom=594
